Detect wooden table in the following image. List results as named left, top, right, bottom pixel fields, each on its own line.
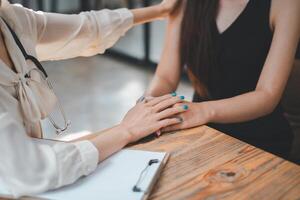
left=131, top=126, right=300, bottom=200
left=1, top=126, right=299, bottom=200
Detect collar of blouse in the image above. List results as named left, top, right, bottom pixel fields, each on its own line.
left=0, top=11, right=57, bottom=126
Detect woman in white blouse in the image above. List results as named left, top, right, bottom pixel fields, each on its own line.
left=0, top=0, right=188, bottom=197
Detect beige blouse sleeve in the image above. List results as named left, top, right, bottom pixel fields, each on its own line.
left=0, top=112, right=99, bottom=198
left=12, top=6, right=133, bottom=61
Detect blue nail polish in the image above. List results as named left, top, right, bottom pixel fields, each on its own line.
left=183, top=105, right=189, bottom=110
left=171, top=92, right=177, bottom=97
left=180, top=96, right=185, bottom=100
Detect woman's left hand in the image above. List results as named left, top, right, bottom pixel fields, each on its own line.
left=162, top=102, right=211, bottom=132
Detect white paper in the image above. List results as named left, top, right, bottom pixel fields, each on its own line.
left=37, top=149, right=166, bottom=200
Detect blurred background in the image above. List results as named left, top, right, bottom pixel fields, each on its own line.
left=9, top=0, right=193, bottom=138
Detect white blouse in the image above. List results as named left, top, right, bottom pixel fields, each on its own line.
left=0, top=0, right=133, bottom=198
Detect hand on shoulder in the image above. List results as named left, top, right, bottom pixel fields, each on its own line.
left=160, top=0, right=186, bottom=19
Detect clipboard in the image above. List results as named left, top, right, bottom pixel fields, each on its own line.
left=31, top=149, right=168, bottom=200
left=140, top=151, right=169, bottom=200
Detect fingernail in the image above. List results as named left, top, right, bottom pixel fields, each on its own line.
left=183, top=105, right=189, bottom=110
left=171, top=92, right=177, bottom=97
left=180, top=96, right=185, bottom=100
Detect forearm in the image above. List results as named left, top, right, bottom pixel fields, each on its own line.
left=145, top=9, right=182, bottom=97
left=88, top=125, right=130, bottom=162
left=203, top=91, right=277, bottom=124
left=131, top=4, right=168, bottom=25
left=72, top=127, right=115, bottom=141
left=146, top=75, right=177, bottom=97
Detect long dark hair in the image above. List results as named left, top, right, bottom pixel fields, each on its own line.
left=180, top=0, right=219, bottom=98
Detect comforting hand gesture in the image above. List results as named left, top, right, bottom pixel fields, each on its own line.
left=121, top=94, right=189, bottom=143
left=162, top=102, right=212, bottom=132
left=160, top=0, right=182, bottom=16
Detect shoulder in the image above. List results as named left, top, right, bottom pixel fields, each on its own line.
left=271, top=0, right=300, bottom=13
left=270, top=0, right=300, bottom=29
left=0, top=2, right=39, bottom=43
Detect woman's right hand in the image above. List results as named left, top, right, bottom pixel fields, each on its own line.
left=120, top=93, right=188, bottom=143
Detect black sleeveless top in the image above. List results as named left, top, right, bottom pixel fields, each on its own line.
left=193, top=0, right=296, bottom=159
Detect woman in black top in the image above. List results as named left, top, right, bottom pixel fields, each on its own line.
left=144, top=0, right=300, bottom=160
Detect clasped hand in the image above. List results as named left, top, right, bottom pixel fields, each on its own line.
left=120, top=93, right=188, bottom=143
left=121, top=93, right=213, bottom=143
left=162, top=101, right=211, bottom=133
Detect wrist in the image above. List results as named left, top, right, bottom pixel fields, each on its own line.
left=117, top=123, right=134, bottom=144
left=198, top=102, right=216, bottom=124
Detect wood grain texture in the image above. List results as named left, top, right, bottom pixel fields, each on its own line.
left=131, top=126, right=300, bottom=200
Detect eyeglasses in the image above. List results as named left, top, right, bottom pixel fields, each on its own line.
left=2, top=17, right=70, bottom=135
